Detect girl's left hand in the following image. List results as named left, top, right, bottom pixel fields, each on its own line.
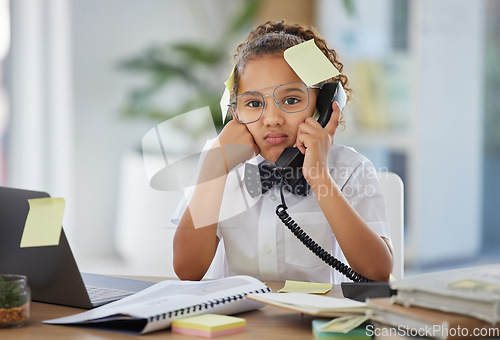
left=295, top=101, right=341, bottom=183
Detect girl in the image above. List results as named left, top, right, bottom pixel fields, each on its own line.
left=172, top=21, right=393, bottom=283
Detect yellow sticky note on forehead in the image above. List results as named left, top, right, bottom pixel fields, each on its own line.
left=283, top=39, right=340, bottom=86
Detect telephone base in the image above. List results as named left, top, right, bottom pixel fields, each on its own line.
left=341, top=281, right=396, bottom=302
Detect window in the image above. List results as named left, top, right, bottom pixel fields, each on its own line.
left=0, top=0, right=10, bottom=185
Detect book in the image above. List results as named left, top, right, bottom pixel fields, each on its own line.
left=171, top=314, right=246, bottom=338
left=366, top=297, right=500, bottom=340
left=246, top=292, right=367, bottom=318
left=43, top=275, right=270, bottom=334
left=390, top=264, right=500, bottom=324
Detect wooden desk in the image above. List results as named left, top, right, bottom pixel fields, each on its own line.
left=0, top=280, right=345, bottom=339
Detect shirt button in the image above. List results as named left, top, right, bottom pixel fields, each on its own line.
left=270, top=195, right=277, bottom=201
left=263, top=245, right=272, bottom=254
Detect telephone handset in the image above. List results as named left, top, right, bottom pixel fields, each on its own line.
left=275, top=81, right=347, bottom=186
left=273, top=82, right=373, bottom=283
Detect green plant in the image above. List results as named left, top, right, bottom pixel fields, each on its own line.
left=0, top=277, right=28, bottom=309
left=118, top=0, right=260, bottom=132
left=342, top=0, right=356, bottom=16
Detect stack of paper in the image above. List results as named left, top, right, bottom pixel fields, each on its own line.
left=171, top=314, right=245, bottom=338
left=390, top=264, right=500, bottom=324
left=367, top=298, right=498, bottom=339
left=366, top=264, right=500, bottom=339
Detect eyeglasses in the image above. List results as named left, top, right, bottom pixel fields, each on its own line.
left=229, top=82, right=321, bottom=124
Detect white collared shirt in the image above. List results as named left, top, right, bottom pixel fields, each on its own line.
left=172, top=143, right=390, bottom=283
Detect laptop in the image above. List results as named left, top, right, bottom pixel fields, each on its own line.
left=0, top=186, right=154, bottom=308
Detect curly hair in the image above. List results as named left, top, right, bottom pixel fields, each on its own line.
left=231, top=21, right=352, bottom=105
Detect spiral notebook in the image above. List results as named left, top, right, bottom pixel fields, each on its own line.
left=43, top=275, right=270, bottom=334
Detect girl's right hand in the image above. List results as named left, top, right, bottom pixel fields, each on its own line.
left=217, top=119, right=260, bottom=171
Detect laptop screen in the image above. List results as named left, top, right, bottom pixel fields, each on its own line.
left=0, top=186, right=93, bottom=308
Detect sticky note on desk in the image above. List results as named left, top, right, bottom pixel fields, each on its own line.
left=278, top=280, right=333, bottom=294
left=172, top=314, right=245, bottom=338
left=284, top=39, right=340, bottom=86
left=20, top=197, right=65, bottom=248
left=312, top=319, right=370, bottom=339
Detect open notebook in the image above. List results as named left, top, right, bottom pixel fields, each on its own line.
left=44, top=275, right=271, bottom=334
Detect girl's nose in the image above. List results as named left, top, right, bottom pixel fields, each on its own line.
left=261, top=97, right=285, bottom=126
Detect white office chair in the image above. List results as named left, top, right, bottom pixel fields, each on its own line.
left=205, top=171, right=405, bottom=280
left=377, top=171, right=404, bottom=279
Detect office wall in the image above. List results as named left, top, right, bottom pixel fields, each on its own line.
left=70, top=0, right=242, bottom=264
left=8, top=0, right=75, bottom=230
left=71, top=0, right=188, bottom=259
left=409, top=0, right=484, bottom=266
left=7, top=0, right=243, bottom=276
left=318, top=0, right=485, bottom=267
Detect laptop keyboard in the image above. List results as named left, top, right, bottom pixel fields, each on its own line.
left=86, top=285, right=135, bottom=302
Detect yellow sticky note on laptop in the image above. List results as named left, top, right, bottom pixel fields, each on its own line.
left=278, top=280, right=333, bottom=294
left=20, top=197, right=65, bottom=248
left=284, top=39, right=340, bottom=86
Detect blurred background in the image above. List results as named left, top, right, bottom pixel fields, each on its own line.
left=1, top=0, right=499, bottom=278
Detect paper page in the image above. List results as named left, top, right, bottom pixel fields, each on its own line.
left=220, top=87, right=231, bottom=124
left=251, top=293, right=366, bottom=311
left=20, top=197, right=65, bottom=248
left=278, top=280, right=332, bottom=294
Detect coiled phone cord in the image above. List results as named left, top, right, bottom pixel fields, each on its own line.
left=275, top=169, right=374, bottom=283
